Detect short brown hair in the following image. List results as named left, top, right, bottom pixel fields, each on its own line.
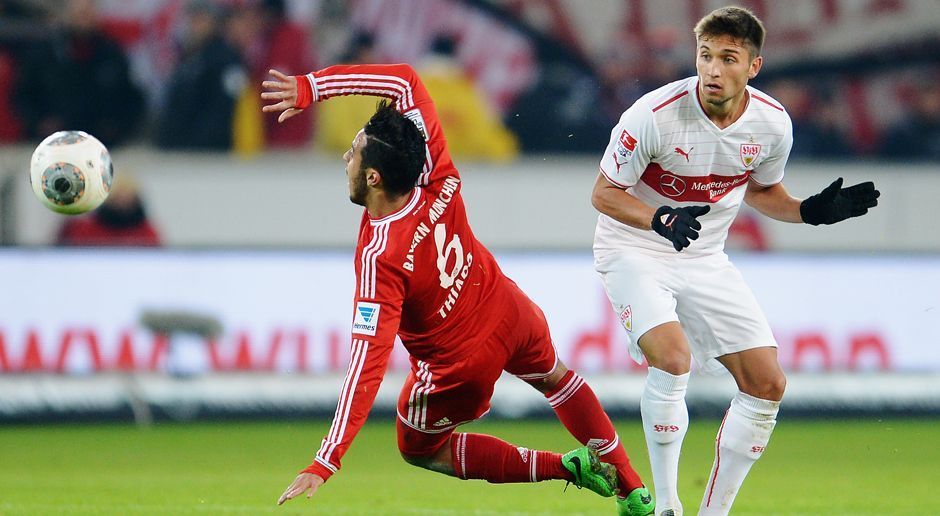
left=694, top=6, right=765, bottom=58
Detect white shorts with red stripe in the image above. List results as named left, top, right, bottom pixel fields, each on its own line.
left=595, top=250, right=776, bottom=373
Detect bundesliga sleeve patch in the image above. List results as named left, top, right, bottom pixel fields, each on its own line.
left=352, top=302, right=381, bottom=336
left=403, top=109, right=429, bottom=141
left=615, top=129, right=638, bottom=164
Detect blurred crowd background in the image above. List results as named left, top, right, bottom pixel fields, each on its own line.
left=0, top=0, right=937, bottom=250
left=0, top=0, right=937, bottom=159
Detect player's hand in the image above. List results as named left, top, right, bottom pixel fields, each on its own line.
left=799, top=177, right=880, bottom=225
left=651, top=205, right=711, bottom=252
left=277, top=472, right=325, bottom=505
left=261, top=69, right=304, bottom=123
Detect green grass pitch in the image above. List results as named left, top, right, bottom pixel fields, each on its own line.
left=1, top=417, right=938, bottom=515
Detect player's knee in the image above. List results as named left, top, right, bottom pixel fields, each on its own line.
left=740, top=373, right=786, bottom=401
left=648, top=353, right=691, bottom=376
left=765, top=374, right=787, bottom=400
left=398, top=440, right=454, bottom=475
left=400, top=450, right=433, bottom=469
left=530, top=363, right=570, bottom=394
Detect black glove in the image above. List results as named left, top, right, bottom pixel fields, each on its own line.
left=800, top=178, right=880, bottom=226
left=651, top=205, right=711, bottom=252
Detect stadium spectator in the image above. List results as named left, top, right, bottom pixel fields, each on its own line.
left=0, top=0, right=43, bottom=142
left=56, top=176, right=161, bottom=247
left=155, top=0, right=247, bottom=151
left=881, top=72, right=940, bottom=161
left=0, top=51, right=19, bottom=142
left=223, top=2, right=265, bottom=156
left=337, top=31, right=378, bottom=64
left=262, top=64, right=655, bottom=515
left=768, top=80, right=851, bottom=159
left=598, top=27, right=688, bottom=125
left=417, top=35, right=518, bottom=161
left=314, top=32, right=385, bottom=154
left=507, top=58, right=612, bottom=153
left=226, top=0, right=316, bottom=149
left=596, top=44, right=646, bottom=126
left=253, top=0, right=316, bottom=148
left=12, top=0, right=144, bottom=148
left=590, top=7, right=879, bottom=515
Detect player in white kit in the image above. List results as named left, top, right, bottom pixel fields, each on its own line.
left=591, top=7, right=879, bottom=516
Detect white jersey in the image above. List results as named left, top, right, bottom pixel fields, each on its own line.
left=595, top=77, right=793, bottom=257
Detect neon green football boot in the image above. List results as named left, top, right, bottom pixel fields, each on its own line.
left=561, top=447, right=619, bottom=498
left=616, top=485, right=655, bottom=515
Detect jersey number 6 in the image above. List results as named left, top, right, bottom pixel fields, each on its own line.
left=434, top=224, right=464, bottom=289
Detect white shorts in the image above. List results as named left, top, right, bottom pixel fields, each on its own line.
left=595, top=250, right=777, bottom=374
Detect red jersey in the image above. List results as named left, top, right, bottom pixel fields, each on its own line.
left=301, top=64, right=517, bottom=480
left=56, top=215, right=161, bottom=247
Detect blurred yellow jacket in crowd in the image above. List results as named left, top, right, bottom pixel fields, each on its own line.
left=234, top=84, right=265, bottom=158
left=316, top=60, right=518, bottom=162
left=315, top=95, right=381, bottom=155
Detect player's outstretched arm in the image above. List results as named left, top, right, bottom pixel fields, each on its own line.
left=744, top=180, right=803, bottom=223
left=261, top=69, right=303, bottom=123
left=277, top=472, right=325, bottom=505
left=799, top=177, right=880, bottom=225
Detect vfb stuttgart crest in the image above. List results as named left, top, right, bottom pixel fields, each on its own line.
left=619, top=305, right=633, bottom=332
left=740, top=143, right=761, bottom=168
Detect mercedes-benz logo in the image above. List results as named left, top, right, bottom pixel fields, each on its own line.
left=659, top=174, right=687, bottom=197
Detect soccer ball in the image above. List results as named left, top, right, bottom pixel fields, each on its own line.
left=29, top=130, right=113, bottom=215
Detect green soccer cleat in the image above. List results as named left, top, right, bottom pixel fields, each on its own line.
left=561, top=447, right=619, bottom=498
left=616, top=485, right=655, bottom=515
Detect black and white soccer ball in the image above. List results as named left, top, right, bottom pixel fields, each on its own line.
left=29, top=130, right=113, bottom=215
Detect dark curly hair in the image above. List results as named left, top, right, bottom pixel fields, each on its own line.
left=360, top=101, right=426, bottom=197
left=694, top=6, right=765, bottom=59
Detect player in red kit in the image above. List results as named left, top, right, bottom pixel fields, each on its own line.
left=261, top=64, right=655, bottom=515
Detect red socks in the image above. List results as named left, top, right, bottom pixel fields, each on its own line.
left=451, top=432, right=572, bottom=483
left=547, top=370, right=644, bottom=494
left=443, top=370, right=645, bottom=494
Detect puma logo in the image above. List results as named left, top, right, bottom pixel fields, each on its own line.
left=674, top=146, right=693, bottom=162
left=641, top=492, right=652, bottom=504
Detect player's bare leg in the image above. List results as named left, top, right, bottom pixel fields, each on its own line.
left=527, top=360, right=654, bottom=514
left=699, top=346, right=784, bottom=516
left=397, top=421, right=618, bottom=497
left=637, top=321, right=692, bottom=516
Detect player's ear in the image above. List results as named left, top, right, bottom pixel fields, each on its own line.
left=365, top=167, right=382, bottom=188
left=748, top=55, right=762, bottom=80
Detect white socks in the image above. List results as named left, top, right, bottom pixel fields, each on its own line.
left=641, top=367, right=690, bottom=515
left=699, top=391, right=779, bottom=516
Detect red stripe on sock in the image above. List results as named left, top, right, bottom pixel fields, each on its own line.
left=450, top=432, right=466, bottom=479
left=705, top=410, right=730, bottom=507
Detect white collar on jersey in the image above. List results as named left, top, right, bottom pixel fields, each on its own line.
left=692, top=79, right=754, bottom=134
left=369, top=187, right=421, bottom=225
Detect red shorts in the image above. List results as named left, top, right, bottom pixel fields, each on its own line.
left=397, top=286, right=558, bottom=456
